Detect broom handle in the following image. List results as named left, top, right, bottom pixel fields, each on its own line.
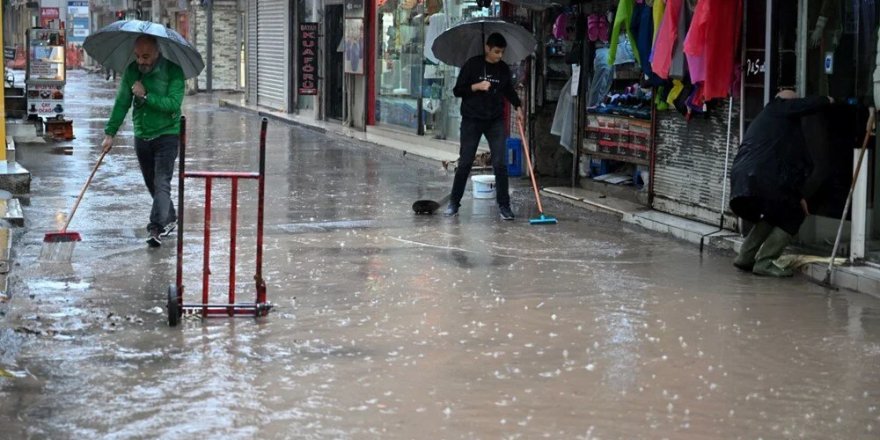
left=517, top=119, right=544, bottom=213
left=62, top=148, right=108, bottom=233
left=827, top=107, right=875, bottom=275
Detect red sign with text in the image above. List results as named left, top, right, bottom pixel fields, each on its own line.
left=40, top=8, right=60, bottom=28
left=298, top=23, right=319, bottom=96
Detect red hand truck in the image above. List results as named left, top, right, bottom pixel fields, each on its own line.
left=166, top=116, right=273, bottom=326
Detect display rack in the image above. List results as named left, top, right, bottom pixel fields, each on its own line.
left=25, top=27, right=72, bottom=140
left=543, top=40, right=569, bottom=103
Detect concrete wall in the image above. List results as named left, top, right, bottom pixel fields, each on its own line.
left=191, top=0, right=241, bottom=91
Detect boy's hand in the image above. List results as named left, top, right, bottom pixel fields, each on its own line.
left=471, top=81, right=491, bottom=92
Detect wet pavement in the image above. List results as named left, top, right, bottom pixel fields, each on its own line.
left=0, top=70, right=879, bottom=439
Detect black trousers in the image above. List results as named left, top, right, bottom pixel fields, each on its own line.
left=450, top=117, right=510, bottom=207
left=134, top=134, right=179, bottom=230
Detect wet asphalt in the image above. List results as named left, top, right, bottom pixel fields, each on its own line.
left=0, top=70, right=878, bottom=439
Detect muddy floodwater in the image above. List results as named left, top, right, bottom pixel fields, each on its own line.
left=0, top=71, right=878, bottom=439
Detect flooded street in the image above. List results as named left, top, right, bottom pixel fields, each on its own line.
left=1, top=71, right=879, bottom=439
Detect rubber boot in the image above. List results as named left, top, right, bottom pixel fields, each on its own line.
left=752, top=227, right=795, bottom=277
left=733, top=221, right=773, bottom=271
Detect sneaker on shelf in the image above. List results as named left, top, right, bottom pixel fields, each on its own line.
left=146, top=227, right=162, bottom=247
left=444, top=203, right=460, bottom=217
left=498, top=205, right=515, bottom=221
left=161, top=221, right=176, bottom=238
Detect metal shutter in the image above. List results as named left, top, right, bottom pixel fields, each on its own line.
left=246, top=0, right=258, bottom=104
left=256, top=0, right=288, bottom=111
left=652, top=101, right=741, bottom=229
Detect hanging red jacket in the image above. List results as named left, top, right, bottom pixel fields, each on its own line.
left=683, top=0, right=743, bottom=100
left=650, top=0, right=682, bottom=79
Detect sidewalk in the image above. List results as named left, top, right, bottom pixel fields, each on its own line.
left=218, top=95, right=880, bottom=299
left=218, top=95, right=465, bottom=165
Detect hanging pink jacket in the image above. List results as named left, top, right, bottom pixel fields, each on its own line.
left=683, top=0, right=743, bottom=100
left=650, top=0, right=681, bottom=79
left=684, top=0, right=707, bottom=83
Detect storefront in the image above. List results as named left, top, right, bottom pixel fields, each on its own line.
left=651, top=0, right=745, bottom=228
left=576, top=1, right=655, bottom=201
left=600, top=0, right=878, bottom=266
left=794, top=0, right=879, bottom=265
left=245, top=0, right=293, bottom=111
left=373, top=0, right=496, bottom=140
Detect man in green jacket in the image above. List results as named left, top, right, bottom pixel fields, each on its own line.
left=101, top=35, right=185, bottom=247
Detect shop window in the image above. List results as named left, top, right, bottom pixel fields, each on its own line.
left=798, top=0, right=878, bottom=259
left=374, top=0, right=488, bottom=139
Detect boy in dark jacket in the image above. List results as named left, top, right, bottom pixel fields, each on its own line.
left=445, top=32, right=525, bottom=220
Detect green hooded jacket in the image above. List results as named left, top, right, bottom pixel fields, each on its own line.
left=104, top=56, right=185, bottom=140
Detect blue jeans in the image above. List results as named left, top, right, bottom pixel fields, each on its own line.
left=135, top=134, right=178, bottom=230
left=450, top=117, right=510, bottom=207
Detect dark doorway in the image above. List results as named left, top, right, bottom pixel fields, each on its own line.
left=325, top=4, right=344, bottom=120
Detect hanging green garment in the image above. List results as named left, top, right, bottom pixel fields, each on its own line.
left=607, top=0, right=641, bottom=66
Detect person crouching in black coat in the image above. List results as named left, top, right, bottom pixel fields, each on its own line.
left=729, top=89, right=833, bottom=277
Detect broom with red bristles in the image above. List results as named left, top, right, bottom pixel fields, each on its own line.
left=40, top=148, right=109, bottom=262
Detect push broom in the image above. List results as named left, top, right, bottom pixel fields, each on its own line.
left=517, top=119, right=557, bottom=225
left=41, top=148, right=109, bottom=262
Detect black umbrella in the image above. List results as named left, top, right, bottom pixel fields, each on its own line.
left=84, top=20, right=205, bottom=79
left=430, top=17, right=536, bottom=67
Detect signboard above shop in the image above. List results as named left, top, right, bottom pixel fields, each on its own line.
left=68, top=1, right=91, bottom=43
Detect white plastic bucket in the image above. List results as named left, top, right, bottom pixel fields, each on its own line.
left=471, top=175, right=496, bottom=199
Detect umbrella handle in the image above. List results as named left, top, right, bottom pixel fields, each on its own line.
left=130, top=72, right=145, bottom=108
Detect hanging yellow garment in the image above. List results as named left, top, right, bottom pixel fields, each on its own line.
left=652, top=0, right=666, bottom=43
left=666, top=79, right=684, bottom=105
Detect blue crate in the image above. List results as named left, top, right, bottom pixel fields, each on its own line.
left=506, top=138, right=523, bottom=177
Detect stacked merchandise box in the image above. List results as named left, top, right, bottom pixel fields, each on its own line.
left=583, top=114, right=651, bottom=162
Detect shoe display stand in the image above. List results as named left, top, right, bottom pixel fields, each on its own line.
left=25, top=24, right=74, bottom=140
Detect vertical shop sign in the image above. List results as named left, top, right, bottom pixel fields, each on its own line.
left=298, top=23, right=319, bottom=95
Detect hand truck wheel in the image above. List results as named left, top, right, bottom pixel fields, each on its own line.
left=167, top=285, right=181, bottom=327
